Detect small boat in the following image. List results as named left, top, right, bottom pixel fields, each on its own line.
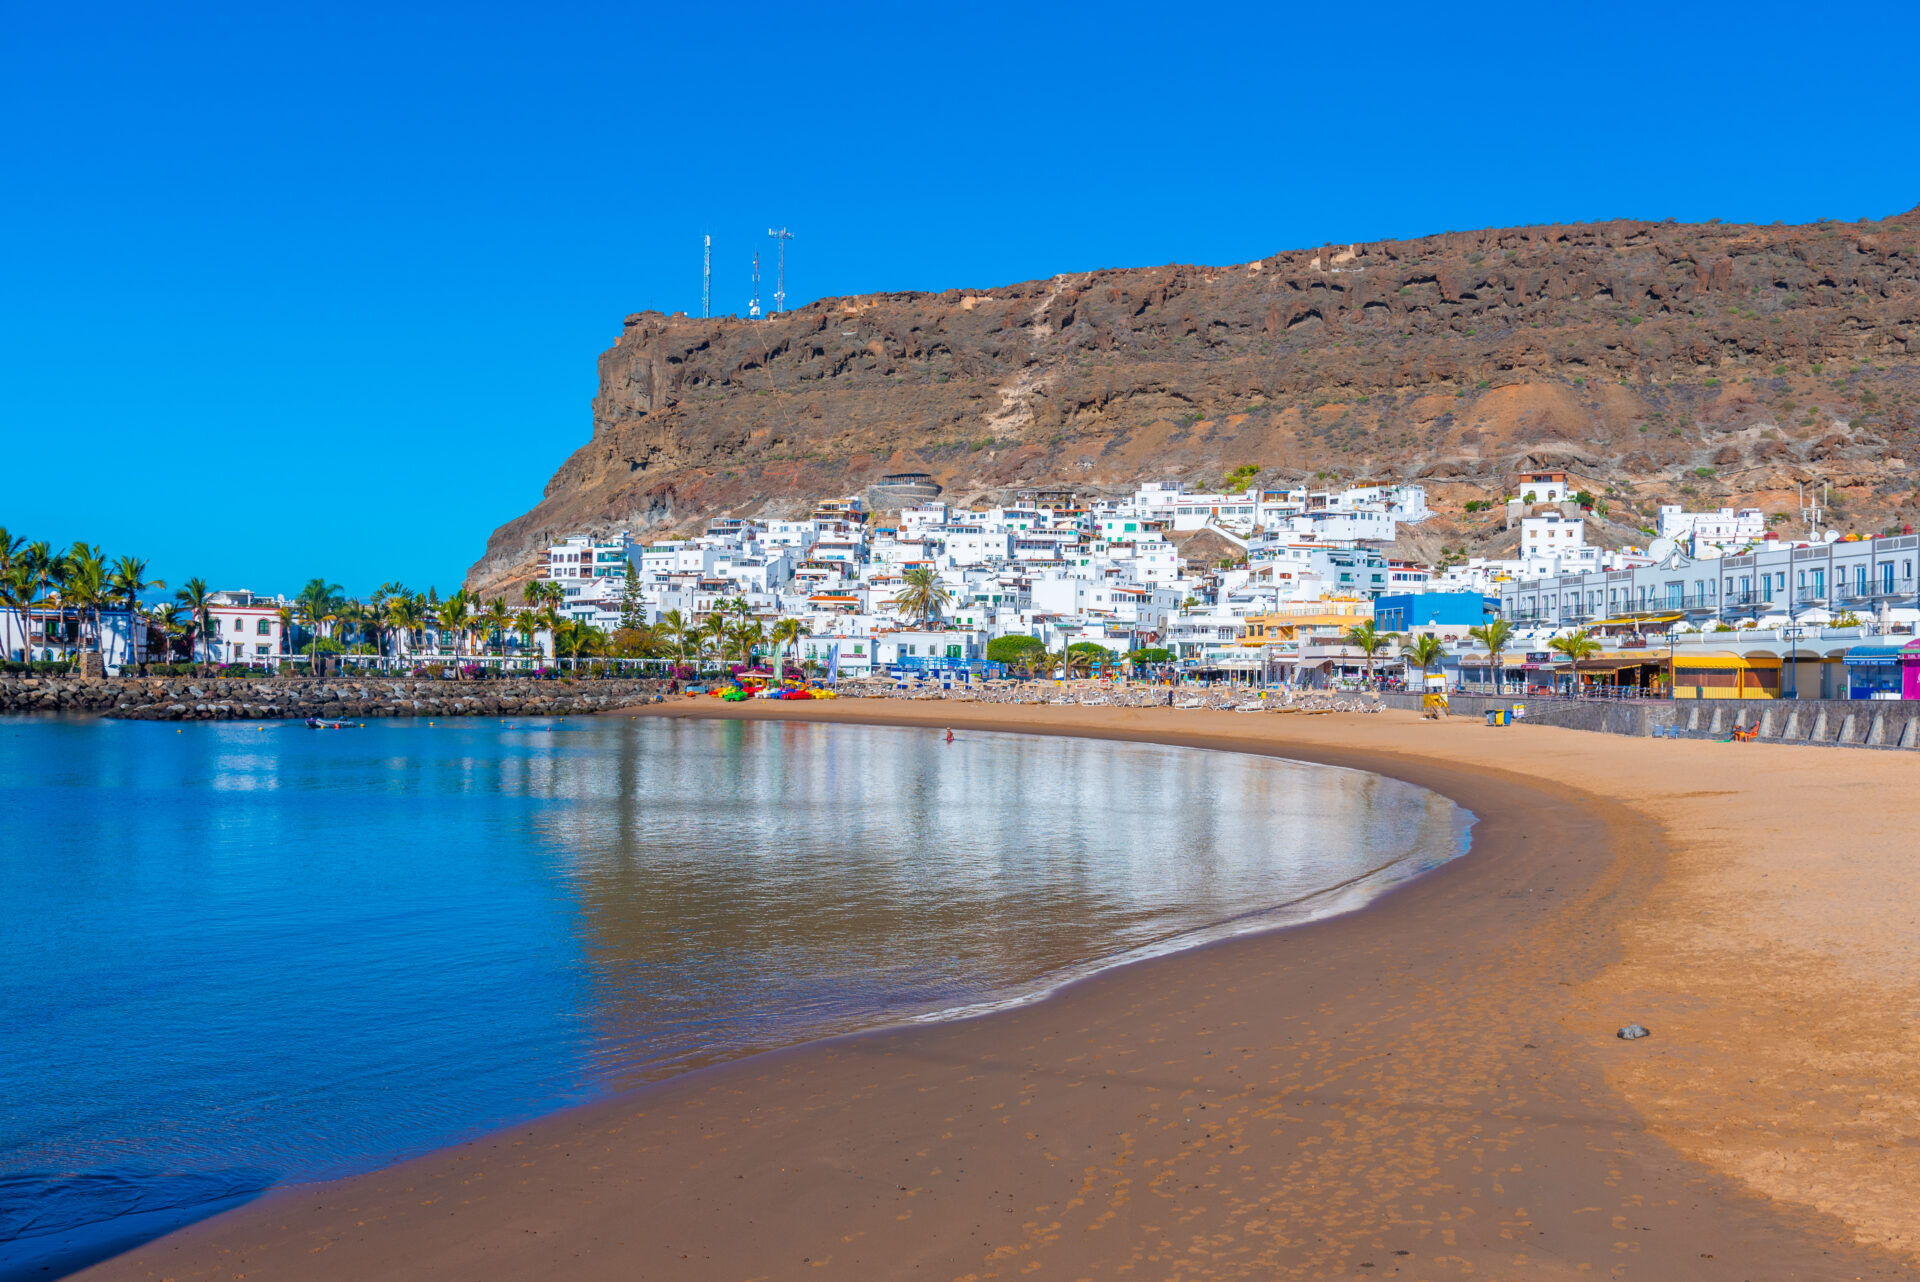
left=304, top=717, right=350, bottom=729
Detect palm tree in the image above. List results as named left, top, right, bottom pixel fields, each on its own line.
left=1467, top=617, right=1516, bottom=696
left=561, top=621, right=604, bottom=669
left=174, top=577, right=214, bottom=672
left=277, top=604, right=296, bottom=659
left=729, top=618, right=766, bottom=668
left=435, top=596, right=470, bottom=671
left=700, top=610, right=731, bottom=667
left=512, top=609, right=539, bottom=668
left=151, top=604, right=185, bottom=666
left=295, top=578, right=342, bottom=663
left=769, top=617, right=808, bottom=682
left=0, top=563, right=37, bottom=664
left=109, top=556, right=165, bottom=665
left=481, top=598, right=514, bottom=664
left=384, top=595, right=422, bottom=663
left=1344, top=621, right=1395, bottom=689
left=1547, top=626, right=1602, bottom=697
left=658, top=609, right=695, bottom=670
left=18, top=542, right=56, bottom=661
left=63, top=545, right=109, bottom=659
left=1058, top=647, right=1095, bottom=678
left=891, top=566, right=952, bottom=627
left=534, top=604, right=565, bottom=666
left=1403, top=633, right=1448, bottom=681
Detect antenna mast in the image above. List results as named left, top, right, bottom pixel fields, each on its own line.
left=1800, top=481, right=1827, bottom=540
left=767, top=227, right=793, bottom=315
left=749, top=252, right=761, bottom=319
left=702, top=234, right=711, bottom=319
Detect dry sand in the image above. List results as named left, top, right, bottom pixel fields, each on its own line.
left=78, top=701, right=1920, bottom=1280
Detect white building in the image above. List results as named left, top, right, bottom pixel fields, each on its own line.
left=544, top=533, right=639, bottom=584
left=1658, top=505, right=1767, bottom=555
left=1517, top=470, right=1572, bottom=504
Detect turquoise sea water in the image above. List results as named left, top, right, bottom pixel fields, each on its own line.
left=0, top=714, right=1470, bottom=1278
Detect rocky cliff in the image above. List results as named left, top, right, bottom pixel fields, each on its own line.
left=468, top=206, right=1920, bottom=594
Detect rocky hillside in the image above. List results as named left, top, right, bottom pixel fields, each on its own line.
left=468, top=206, right=1920, bottom=594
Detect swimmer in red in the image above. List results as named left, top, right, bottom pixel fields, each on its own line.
left=945, top=727, right=954, bottom=744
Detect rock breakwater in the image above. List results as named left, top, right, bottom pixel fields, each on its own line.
left=1, top=676, right=667, bottom=721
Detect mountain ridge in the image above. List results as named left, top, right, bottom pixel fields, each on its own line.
left=466, top=205, right=1920, bottom=595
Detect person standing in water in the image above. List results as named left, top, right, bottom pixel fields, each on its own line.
left=945, top=727, right=954, bottom=744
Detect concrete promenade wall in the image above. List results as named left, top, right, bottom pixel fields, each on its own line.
left=1382, top=691, right=1920, bottom=749
left=1, top=676, right=668, bottom=721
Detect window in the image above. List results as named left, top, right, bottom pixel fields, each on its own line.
left=1885, top=562, right=1897, bottom=593
left=1666, top=582, right=1683, bottom=608
left=1858, top=565, right=1869, bottom=596
left=1813, top=569, right=1825, bottom=597
left=257, top=619, right=272, bottom=635
left=255, top=644, right=269, bottom=656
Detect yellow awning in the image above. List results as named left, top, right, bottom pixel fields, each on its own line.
left=1594, top=614, right=1683, bottom=628
left=1670, top=653, right=1781, bottom=670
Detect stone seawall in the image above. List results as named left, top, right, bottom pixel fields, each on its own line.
left=1382, top=691, right=1920, bottom=749
left=1, top=676, right=667, bottom=721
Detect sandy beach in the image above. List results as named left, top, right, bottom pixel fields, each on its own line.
left=77, top=701, right=1920, bottom=1280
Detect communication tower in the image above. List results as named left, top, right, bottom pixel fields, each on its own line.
left=749, top=252, right=762, bottom=319
left=702, top=235, right=711, bottom=319
left=1799, top=481, right=1828, bottom=540
left=767, top=227, right=793, bottom=315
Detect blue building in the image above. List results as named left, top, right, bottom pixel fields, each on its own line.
left=1372, top=592, right=1497, bottom=633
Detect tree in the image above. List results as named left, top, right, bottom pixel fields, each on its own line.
left=1467, top=617, right=1516, bottom=695
left=891, top=566, right=952, bottom=627
left=109, top=556, right=164, bottom=664
left=769, top=617, right=808, bottom=682
left=384, top=595, right=423, bottom=662
left=700, top=611, right=731, bottom=665
left=729, top=618, right=766, bottom=668
left=1055, top=647, right=1095, bottom=678
left=482, top=598, right=514, bottom=662
left=1547, top=626, right=1602, bottom=696
left=985, top=634, right=1046, bottom=665
left=620, top=558, right=643, bottom=631
left=435, top=595, right=470, bottom=671
left=1066, top=641, right=1115, bottom=675
left=658, top=609, right=695, bottom=669
left=174, top=577, right=214, bottom=672
left=1403, top=633, right=1448, bottom=681
left=278, top=604, right=296, bottom=658
left=0, top=562, right=38, bottom=664
left=513, top=609, right=539, bottom=667
left=63, top=545, right=108, bottom=658
left=1344, top=621, right=1394, bottom=689
left=560, top=621, right=605, bottom=668
left=534, top=604, right=565, bottom=665
left=19, top=542, right=61, bottom=662
left=151, top=604, right=185, bottom=665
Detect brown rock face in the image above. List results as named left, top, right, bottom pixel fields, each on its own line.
left=467, top=207, right=1920, bottom=594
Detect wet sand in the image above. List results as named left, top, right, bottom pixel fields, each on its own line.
left=78, top=701, right=1919, bottom=1280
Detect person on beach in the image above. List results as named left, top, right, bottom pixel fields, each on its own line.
left=945, top=727, right=954, bottom=743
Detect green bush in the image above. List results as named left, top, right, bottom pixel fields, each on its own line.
left=985, top=635, right=1046, bottom=664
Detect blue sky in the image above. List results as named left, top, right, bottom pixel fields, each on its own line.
left=5, top=1, right=1916, bottom=598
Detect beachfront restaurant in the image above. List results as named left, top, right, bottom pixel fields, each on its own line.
left=1670, top=652, right=1782, bottom=699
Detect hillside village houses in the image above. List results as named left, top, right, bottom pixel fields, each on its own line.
left=30, top=472, right=1920, bottom=702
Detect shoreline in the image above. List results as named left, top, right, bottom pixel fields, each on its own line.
left=73, top=702, right=1920, bottom=1279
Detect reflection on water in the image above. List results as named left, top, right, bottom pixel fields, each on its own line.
left=0, top=714, right=1467, bottom=1278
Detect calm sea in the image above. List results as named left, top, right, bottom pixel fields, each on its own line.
left=0, top=714, right=1469, bottom=1277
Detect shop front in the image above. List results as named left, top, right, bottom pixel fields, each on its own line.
left=1844, top=645, right=1907, bottom=700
